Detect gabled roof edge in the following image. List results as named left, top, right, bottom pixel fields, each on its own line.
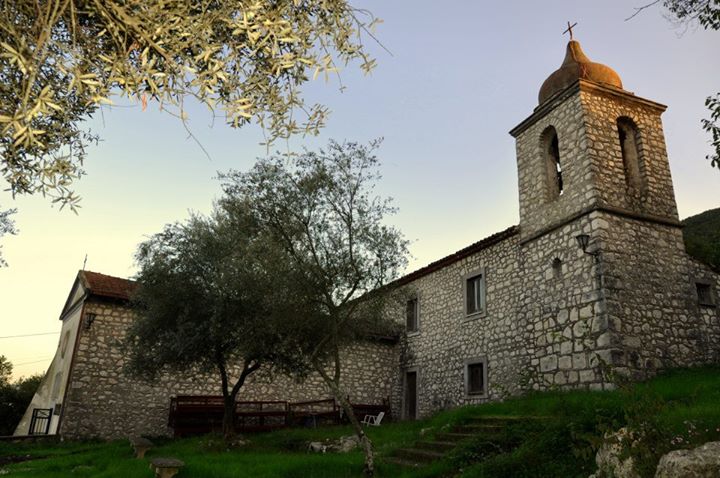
left=388, top=225, right=519, bottom=289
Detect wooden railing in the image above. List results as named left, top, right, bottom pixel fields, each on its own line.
left=168, top=395, right=390, bottom=437
left=168, top=396, right=225, bottom=437
left=288, top=398, right=338, bottom=427
left=236, top=400, right=288, bottom=431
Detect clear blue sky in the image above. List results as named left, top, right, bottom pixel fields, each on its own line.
left=1, top=1, right=719, bottom=379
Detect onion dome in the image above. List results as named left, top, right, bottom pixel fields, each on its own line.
left=539, top=40, right=623, bottom=105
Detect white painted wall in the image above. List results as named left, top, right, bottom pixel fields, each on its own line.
left=14, top=288, right=84, bottom=435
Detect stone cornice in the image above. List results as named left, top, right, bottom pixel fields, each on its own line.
left=509, top=79, right=667, bottom=138
left=519, top=204, right=682, bottom=246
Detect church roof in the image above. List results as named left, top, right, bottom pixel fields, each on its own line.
left=390, top=225, right=519, bottom=288
left=80, top=270, right=136, bottom=301
left=70, top=226, right=520, bottom=307
left=538, top=40, right=623, bottom=105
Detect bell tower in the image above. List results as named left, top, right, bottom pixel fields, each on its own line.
left=508, top=37, right=709, bottom=389
left=510, top=39, right=680, bottom=241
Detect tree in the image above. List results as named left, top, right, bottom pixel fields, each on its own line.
left=0, top=207, right=16, bottom=267
left=125, top=210, right=302, bottom=440
left=0, top=0, right=382, bottom=210
left=219, top=139, right=408, bottom=475
left=663, top=0, right=720, bottom=28
left=682, top=207, right=720, bottom=269
left=0, top=356, right=44, bottom=435
left=0, top=356, right=12, bottom=386
left=629, top=0, right=720, bottom=169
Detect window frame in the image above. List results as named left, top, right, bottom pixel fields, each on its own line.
left=60, top=330, right=70, bottom=358
left=406, top=295, right=420, bottom=335
left=464, top=357, right=488, bottom=398
left=463, top=268, right=487, bottom=320
left=694, top=279, right=717, bottom=307
left=551, top=257, right=563, bottom=279
left=540, top=126, right=563, bottom=200
left=616, top=116, right=646, bottom=193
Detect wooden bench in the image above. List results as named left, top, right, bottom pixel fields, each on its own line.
left=129, top=436, right=154, bottom=459
left=150, top=457, right=185, bottom=478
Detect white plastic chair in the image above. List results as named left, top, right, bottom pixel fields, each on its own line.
left=361, top=411, right=385, bottom=426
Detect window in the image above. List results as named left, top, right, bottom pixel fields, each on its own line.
left=406, top=297, right=419, bottom=333
left=464, top=269, right=486, bottom=317
left=617, top=117, right=644, bottom=191
left=552, top=258, right=563, bottom=279
left=51, top=371, right=63, bottom=398
left=29, top=408, right=52, bottom=435
left=696, top=282, right=716, bottom=307
left=60, top=331, right=70, bottom=358
left=464, top=358, right=488, bottom=397
left=541, top=126, right=563, bottom=199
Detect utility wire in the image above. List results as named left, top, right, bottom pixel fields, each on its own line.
left=14, top=358, right=52, bottom=366
left=0, top=332, right=59, bottom=339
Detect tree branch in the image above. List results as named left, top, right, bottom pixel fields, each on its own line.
left=626, top=0, right=662, bottom=21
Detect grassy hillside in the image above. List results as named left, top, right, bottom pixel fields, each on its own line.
left=2, top=367, right=720, bottom=477
left=683, top=207, right=720, bottom=270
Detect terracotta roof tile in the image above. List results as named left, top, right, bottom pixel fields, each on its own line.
left=80, top=270, right=136, bottom=301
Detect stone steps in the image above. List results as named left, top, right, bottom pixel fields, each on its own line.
left=383, top=415, right=530, bottom=468
left=394, top=447, right=445, bottom=463
left=414, top=440, right=457, bottom=452
left=465, top=415, right=533, bottom=424
left=434, top=432, right=476, bottom=442
left=453, top=423, right=504, bottom=434
left=383, top=456, right=423, bottom=468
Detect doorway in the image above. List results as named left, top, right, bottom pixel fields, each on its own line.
left=404, top=370, right=418, bottom=420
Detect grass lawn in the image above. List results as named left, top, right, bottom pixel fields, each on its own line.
left=2, top=366, right=719, bottom=477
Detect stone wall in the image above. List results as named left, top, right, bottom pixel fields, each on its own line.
left=518, top=210, right=611, bottom=391
left=389, top=233, right=527, bottom=419
left=60, top=300, right=396, bottom=439
left=517, top=208, right=719, bottom=391
left=599, top=213, right=720, bottom=378
left=512, top=80, right=678, bottom=243
left=513, top=85, right=591, bottom=240
left=389, top=207, right=719, bottom=420
left=579, top=84, right=678, bottom=222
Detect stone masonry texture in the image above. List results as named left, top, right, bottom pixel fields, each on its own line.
left=58, top=75, right=720, bottom=436
left=388, top=80, right=719, bottom=419
left=61, top=300, right=396, bottom=439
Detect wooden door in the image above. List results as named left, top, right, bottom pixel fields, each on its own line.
left=405, top=371, right=417, bottom=420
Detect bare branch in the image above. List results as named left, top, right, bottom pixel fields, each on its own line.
left=626, top=0, right=663, bottom=20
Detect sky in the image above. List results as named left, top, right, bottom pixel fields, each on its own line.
left=1, top=1, right=719, bottom=380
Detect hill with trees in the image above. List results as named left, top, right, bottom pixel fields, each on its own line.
left=683, top=207, right=720, bottom=270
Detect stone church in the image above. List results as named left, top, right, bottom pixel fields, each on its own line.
left=16, top=39, right=720, bottom=439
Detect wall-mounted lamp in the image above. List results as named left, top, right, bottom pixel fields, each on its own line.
left=83, top=313, right=97, bottom=330
left=575, top=234, right=599, bottom=258
left=575, top=234, right=590, bottom=253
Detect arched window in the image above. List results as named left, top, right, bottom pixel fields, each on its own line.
left=541, top=126, right=563, bottom=199
left=60, top=331, right=70, bottom=358
left=617, top=117, right=643, bottom=191
left=52, top=371, right=63, bottom=398
left=552, top=257, right=563, bottom=279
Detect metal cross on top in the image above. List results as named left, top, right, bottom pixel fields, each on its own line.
left=563, top=21, right=578, bottom=41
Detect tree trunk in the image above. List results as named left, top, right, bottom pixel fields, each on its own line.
left=314, top=361, right=375, bottom=476
left=222, top=394, right=236, bottom=441
left=217, top=357, right=261, bottom=443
